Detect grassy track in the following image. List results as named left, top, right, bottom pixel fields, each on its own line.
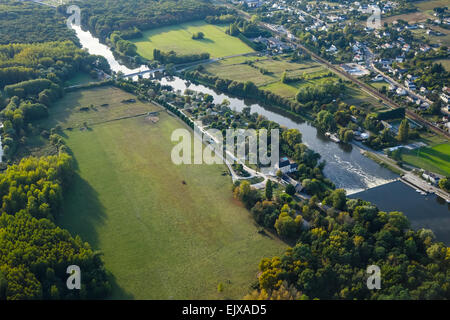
left=55, top=87, right=285, bottom=299
left=132, top=20, right=254, bottom=59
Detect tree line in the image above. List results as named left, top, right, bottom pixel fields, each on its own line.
left=153, top=49, right=210, bottom=65
left=0, top=153, right=111, bottom=300
left=63, top=0, right=222, bottom=40
left=184, top=69, right=304, bottom=114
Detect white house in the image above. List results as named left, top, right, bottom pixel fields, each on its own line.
left=275, top=157, right=298, bottom=174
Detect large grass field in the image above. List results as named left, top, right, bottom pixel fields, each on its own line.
left=53, top=86, right=285, bottom=299
left=401, top=143, right=450, bottom=176
left=39, top=86, right=160, bottom=129
left=132, top=20, right=254, bottom=59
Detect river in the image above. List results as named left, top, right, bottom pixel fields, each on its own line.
left=71, top=24, right=398, bottom=194
left=350, top=181, right=450, bottom=245
left=70, top=24, right=450, bottom=243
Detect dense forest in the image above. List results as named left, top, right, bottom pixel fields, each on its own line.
left=0, top=3, right=113, bottom=300
left=63, top=0, right=222, bottom=40
left=237, top=185, right=450, bottom=300
left=0, top=1, right=78, bottom=45
left=0, top=153, right=111, bottom=300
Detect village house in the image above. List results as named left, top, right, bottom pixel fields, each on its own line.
left=396, top=87, right=407, bottom=96
left=422, top=171, right=440, bottom=185
left=275, top=157, right=298, bottom=174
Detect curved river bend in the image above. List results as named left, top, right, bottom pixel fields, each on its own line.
left=71, top=25, right=450, bottom=244
left=71, top=25, right=397, bottom=194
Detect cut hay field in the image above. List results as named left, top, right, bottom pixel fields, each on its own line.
left=54, top=86, right=286, bottom=299
left=132, top=20, right=254, bottom=59
left=401, top=143, right=450, bottom=176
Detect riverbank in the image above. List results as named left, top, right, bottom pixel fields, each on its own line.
left=69, top=22, right=398, bottom=193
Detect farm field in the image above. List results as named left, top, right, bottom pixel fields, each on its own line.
left=370, top=80, right=390, bottom=91
left=259, top=72, right=336, bottom=100
left=203, top=56, right=332, bottom=96
left=342, top=85, right=386, bottom=111
left=38, top=86, right=160, bottom=130
left=414, top=0, right=449, bottom=11
left=206, top=62, right=277, bottom=86
left=55, top=87, right=286, bottom=299
left=202, top=55, right=386, bottom=109
left=401, top=143, right=450, bottom=176
left=132, top=20, right=254, bottom=59
left=16, top=86, right=161, bottom=160
left=381, top=11, right=431, bottom=24
left=412, top=27, right=450, bottom=47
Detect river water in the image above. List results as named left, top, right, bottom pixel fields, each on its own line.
left=70, top=24, right=450, bottom=243
left=71, top=24, right=398, bottom=193
left=350, top=181, right=450, bottom=245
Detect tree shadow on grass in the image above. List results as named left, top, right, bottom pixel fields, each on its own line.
left=38, top=90, right=86, bottom=129
left=407, top=146, right=450, bottom=175
left=60, top=173, right=106, bottom=249
left=60, top=172, right=135, bottom=299
left=198, top=38, right=215, bottom=44
left=420, top=147, right=450, bottom=164
left=108, top=271, right=135, bottom=300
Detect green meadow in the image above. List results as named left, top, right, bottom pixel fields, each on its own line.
left=401, top=143, right=450, bottom=176
left=50, top=86, right=285, bottom=299
left=132, top=20, right=254, bottom=59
